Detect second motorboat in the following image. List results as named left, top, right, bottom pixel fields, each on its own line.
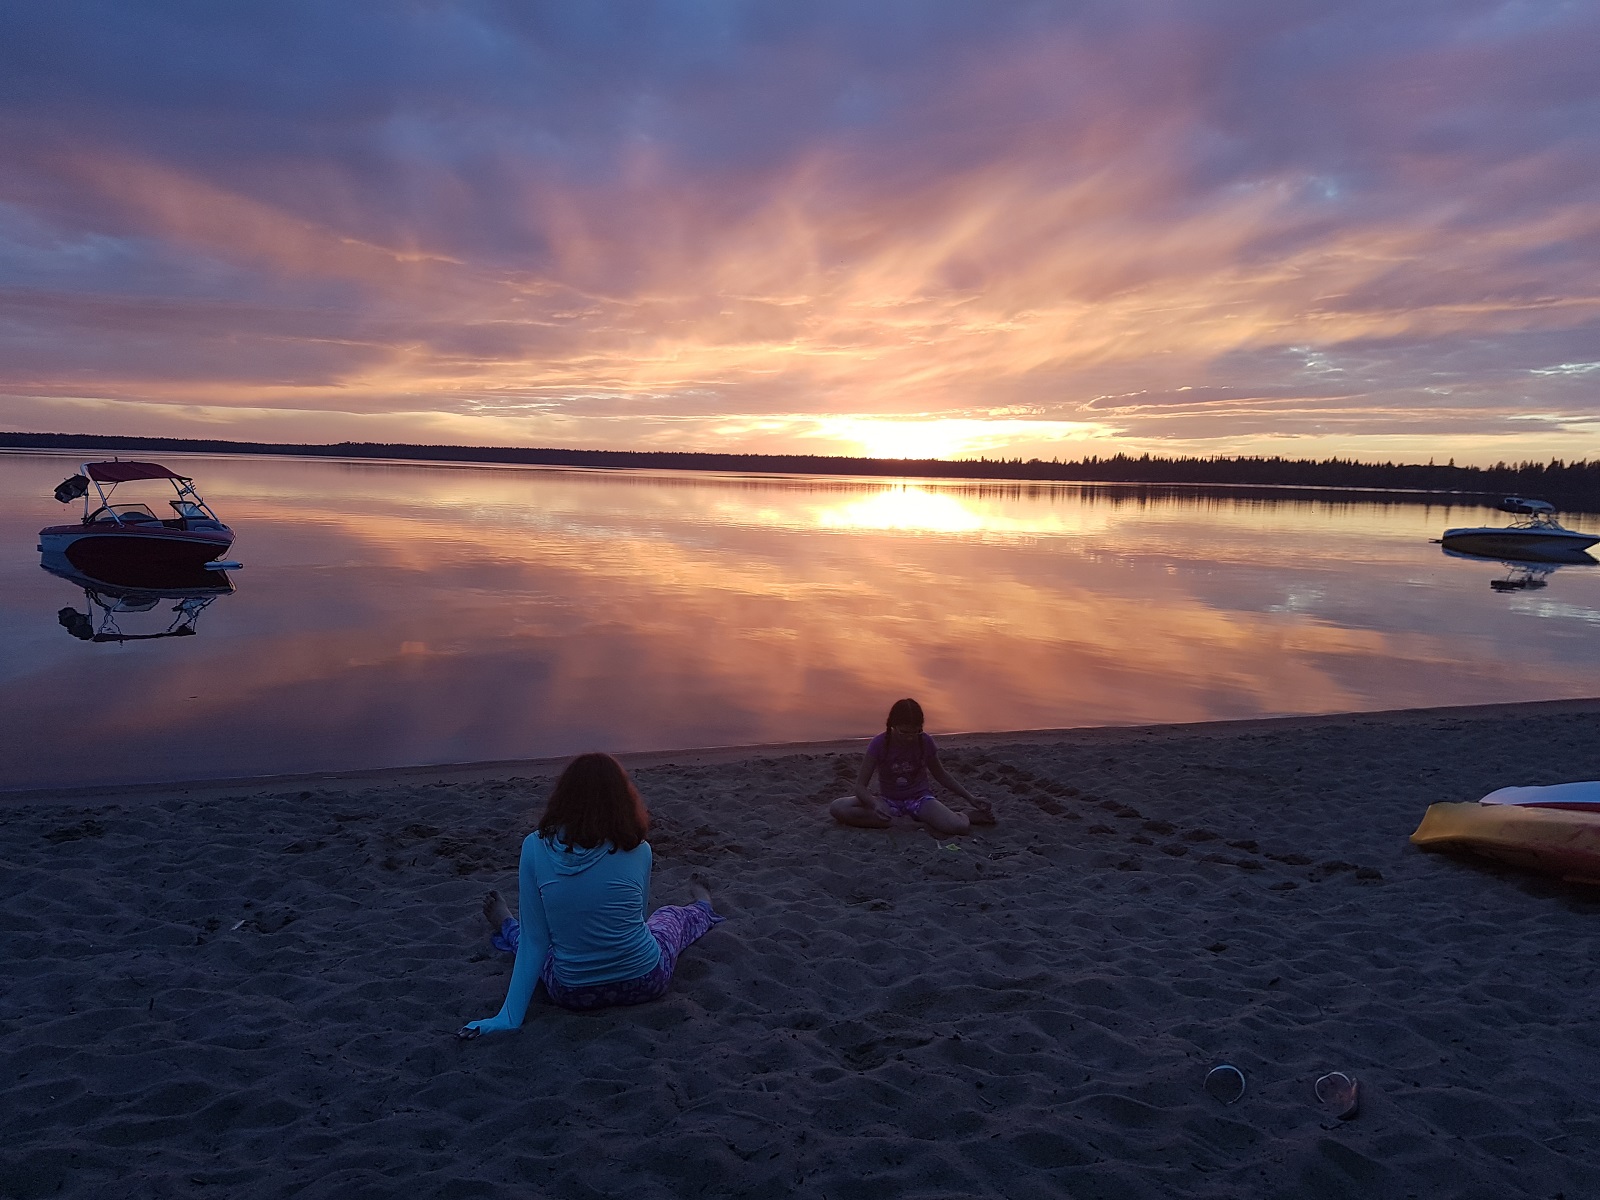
left=1439, top=497, right=1599, bottom=561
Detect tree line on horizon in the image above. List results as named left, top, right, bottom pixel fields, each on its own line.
left=6, top=430, right=1599, bottom=510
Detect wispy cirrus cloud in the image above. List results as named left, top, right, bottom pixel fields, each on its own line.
left=1, top=1, right=1597, bottom=463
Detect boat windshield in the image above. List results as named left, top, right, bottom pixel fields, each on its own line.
left=90, top=503, right=161, bottom=523
left=1509, top=511, right=1565, bottom=530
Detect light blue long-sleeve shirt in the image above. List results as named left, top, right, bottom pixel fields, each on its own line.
left=487, top=833, right=663, bottom=1029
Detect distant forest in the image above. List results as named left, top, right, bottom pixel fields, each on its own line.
left=7, top=430, right=1600, bottom=511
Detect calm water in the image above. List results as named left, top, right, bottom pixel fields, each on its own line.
left=3, top=450, right=1598, bottom=790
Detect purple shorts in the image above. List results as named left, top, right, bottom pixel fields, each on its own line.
left=492, top=900, right=723, bottom=1012
left=883, top=790, right=935, bottom=818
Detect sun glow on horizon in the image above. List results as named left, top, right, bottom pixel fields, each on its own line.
left=802, top=415, right=1115, bottom=462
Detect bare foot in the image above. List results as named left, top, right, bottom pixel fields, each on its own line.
left=689, top=874, right=713, bottom=907
left=968, top=800, right=997, bottom=827
left=482, top=890, right=512, bottom=929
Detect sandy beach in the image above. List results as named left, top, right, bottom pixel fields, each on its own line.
left=4, top=698, right=1600, bottom=1199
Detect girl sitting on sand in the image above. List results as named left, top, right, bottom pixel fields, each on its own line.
left=829, top=698, right=996, bottom=836
left=459, top=752, right=722, bottom=1035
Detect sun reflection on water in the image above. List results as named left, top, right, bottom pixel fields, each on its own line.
left=815, top=485, right=990, bottom=534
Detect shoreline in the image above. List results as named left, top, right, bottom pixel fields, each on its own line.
left=10, top=695, right=1600, bottom=806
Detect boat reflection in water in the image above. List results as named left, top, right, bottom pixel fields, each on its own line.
left=1441, top=545, right=1597, bottom=593
left=41, top=550, right=235, bottom=643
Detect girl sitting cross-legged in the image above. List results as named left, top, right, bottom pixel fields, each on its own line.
left=829, top=698, right=996, bottom=837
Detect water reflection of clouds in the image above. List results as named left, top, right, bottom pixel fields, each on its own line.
left=227, top=476, right=1591, bottom=731
left=4, top=454, right=1600, bottom=788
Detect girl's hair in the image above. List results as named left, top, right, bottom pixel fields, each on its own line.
left=885, top=697, right=925, bottom=734
left=538, top=752, right=650, bottom=852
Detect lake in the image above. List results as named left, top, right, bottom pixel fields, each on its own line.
left=3, top=450, right=1598, bottom=790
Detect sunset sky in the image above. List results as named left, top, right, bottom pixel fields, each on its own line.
left=3, top=1, right=1597, bottom=465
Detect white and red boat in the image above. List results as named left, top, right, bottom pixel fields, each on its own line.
left=38, top=460, right=236, bottom=573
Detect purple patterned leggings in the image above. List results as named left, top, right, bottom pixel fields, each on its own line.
left=493, top=901, right=723, bottom=1011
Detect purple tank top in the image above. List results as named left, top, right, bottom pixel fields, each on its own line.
left=869, top=731, right=937, bottom=800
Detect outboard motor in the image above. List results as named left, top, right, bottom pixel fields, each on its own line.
left=54, top=475, right=90, bottom=504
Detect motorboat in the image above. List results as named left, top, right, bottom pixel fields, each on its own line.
left=38, top=460, right=235, bottom=573
left=41, top=554, right=234, bottom=643
left=1438, top=497, right=1599, bottom=560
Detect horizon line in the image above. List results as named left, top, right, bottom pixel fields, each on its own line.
left=5, top=429, right=1596, bottom=475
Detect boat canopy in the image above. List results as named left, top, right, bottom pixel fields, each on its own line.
left=1501, top=496, right=1556, bottom=515
left=84, top=461, right=191, bottom=483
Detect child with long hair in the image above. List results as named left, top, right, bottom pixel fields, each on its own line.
left=459, top=752, right=722, bottom=1035
left=829, top=698, right=996, bottom=836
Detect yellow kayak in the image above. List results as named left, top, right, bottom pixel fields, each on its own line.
left=1411, top=801, right=1600, bottom=885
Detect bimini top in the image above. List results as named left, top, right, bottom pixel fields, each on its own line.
left=84, top=461, right=191, bottom=483
left=1502, top=496, right=1556, bottom=515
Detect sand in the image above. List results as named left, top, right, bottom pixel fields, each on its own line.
left=4, top=699, right=1600, bottom=1199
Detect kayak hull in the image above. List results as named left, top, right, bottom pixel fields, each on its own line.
left=1411, top=802, right=1600, bottom=885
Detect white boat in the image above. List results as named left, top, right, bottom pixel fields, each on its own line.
left=1439, top=497, right=1599, bottom=561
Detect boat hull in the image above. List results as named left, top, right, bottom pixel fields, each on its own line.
left=40, top=524, right=234, bottom=574
left=1439, top=528, right=1599, bottom=560
left=1410, top=802, right=1600, bottom=885
left=39, top=550, right=234, bottom=597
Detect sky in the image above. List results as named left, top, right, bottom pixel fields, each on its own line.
left=2, top=1, right=1598, bottom=466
